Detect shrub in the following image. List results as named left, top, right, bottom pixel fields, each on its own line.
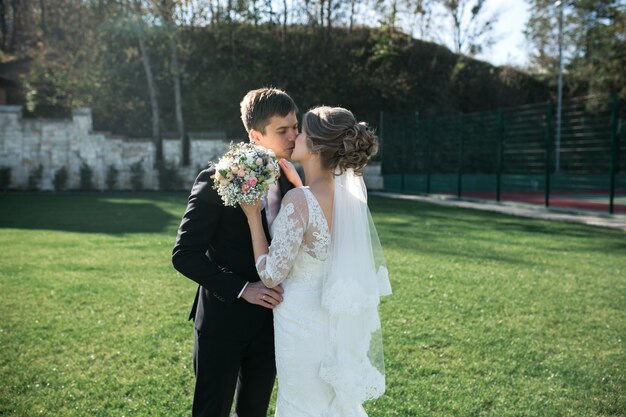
left=28, top=164, right=43, bottom=191
left=0, top=166, right=11, bottom=190
left=157, top=161, right=183, bottom=191
left=53, top=167, right=68, bottom=191
left=79, top=162, right=94, bottom=190
left=106, top=165, right=119, bottom=190
left=130, top=161, right=144, bottom=191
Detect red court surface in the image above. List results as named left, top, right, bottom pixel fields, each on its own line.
left=441, top=190, right=626, bottom=215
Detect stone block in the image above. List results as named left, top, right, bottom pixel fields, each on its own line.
left=363, top=162, right=384, bottom=190
left=72, top=108, right=93, bottom=133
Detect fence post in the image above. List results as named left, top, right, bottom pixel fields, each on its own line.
left=496, top=108, right=504, bottom=202
left=426, top=119, right=431, bottom=194
left=457, top=114, right=464, bottom=198
left=609, top=93, right=618, bottom=214
left=412, top=111, right=420, bottom=194
left=379, top=110, right=385, bottom=190
left=379, top=111, right=384, bottom=155
left=401, top=120, right=406, bottom=193
left=545, top=101, right=554, bottom=208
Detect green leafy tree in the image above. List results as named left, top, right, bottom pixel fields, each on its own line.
left=79, top=162, right=94, bottom=190
left=157, top=161, right=183, bottom=190
left=130, top=161, right=145, bottom=191
left=106, top=165, right=119, bottom=190
left=0, top=166, right=11, bottom=190
left=53, top=166, right=68, bottom=191
left=27, top=164, right=43, bottom=191
left=525, top=0, right=626, bottom=99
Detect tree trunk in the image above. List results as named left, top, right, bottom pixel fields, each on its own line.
left=281, top=0, right=287, bottom=47
left=252, top=0, right=258, bottom=26
left=210, top=0, right=220, bottom=25
left=227, top=0, right=235, bottom=52
left=303, top=0, right=311, bottom=25
left=226, top=0, right=232, bottom=23
left=325, top=0, right=331, bottom=33
left=39, top=0, right=45, bottom=36
left=349, top=0, right=355, bottom=33
left=390, top=0, right=397, bottom=27
left=137, top=30, right=162, bottom=165
left=0, top=0, right=7, bottom=50
left=9, top=0, right=18, bottom=51
left=169, top=32, right=187, bottom=165
left=453, top=6, right=462, bottom=53
left=159, top=0, right=186, bottom=164
left=266, top=0, right=273, bottom=24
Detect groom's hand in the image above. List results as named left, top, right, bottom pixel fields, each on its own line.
left=241, top=281, right=284, bottom=309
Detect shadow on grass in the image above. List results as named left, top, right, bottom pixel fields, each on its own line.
left=0, top=192, right=185, bottom=235
left=369, top=196, right=626, bottom=258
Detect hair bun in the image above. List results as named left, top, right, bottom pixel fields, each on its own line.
left=337, top=122, right=379, bottom=176
left=302, top=106, right=379, bottom=176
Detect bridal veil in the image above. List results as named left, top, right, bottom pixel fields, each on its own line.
left=319, top=169, right=392, bottom=410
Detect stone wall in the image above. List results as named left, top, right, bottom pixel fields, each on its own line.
left=0, top=105, right=383, bottom=191
left=0, top=105, right=228, bottom=190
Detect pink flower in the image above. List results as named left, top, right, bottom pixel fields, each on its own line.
left=241, top=184, right=250, bottom=193
left=247, top=177, right=258, bottom=187
left=267, top=163, right=275, bottom=171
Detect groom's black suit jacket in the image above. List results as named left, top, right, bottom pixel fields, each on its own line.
left=172, top=165, right=293, bottom=338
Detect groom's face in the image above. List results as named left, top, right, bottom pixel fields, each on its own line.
left=250, top=111, right=298, bottom=159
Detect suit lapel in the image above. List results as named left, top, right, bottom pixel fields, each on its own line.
left=261, top=208, right=271, bottom=242
left=278, top=167, right=294, bottom=197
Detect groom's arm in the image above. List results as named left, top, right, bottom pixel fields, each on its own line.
left=172, top=169, right=248, bottom=304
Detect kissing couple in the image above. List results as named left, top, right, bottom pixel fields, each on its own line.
left=173, top=87, right=392, bottom=417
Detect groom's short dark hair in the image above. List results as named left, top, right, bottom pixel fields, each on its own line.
left=240, top=88, right=298, bottom=134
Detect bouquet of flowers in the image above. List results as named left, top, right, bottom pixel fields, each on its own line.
left=211, top=142, right=280, bottom=207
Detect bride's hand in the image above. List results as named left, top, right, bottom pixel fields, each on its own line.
left=240, top=199, right=262, bottom=218
left=279, top=159, right=303, bottom=187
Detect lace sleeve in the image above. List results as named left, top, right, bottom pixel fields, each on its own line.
left=255, top=188, right=309, bottom=288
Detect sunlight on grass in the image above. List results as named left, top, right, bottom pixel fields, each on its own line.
left=1, top=193, right=624, bottom=416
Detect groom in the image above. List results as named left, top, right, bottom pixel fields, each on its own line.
left=172, top=87, right=299, bottom=417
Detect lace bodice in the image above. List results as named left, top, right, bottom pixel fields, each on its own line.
left=255, top=187, right=330, bottom=288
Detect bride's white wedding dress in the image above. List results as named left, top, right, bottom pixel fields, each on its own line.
left=255, top=183, right=389, bottom=417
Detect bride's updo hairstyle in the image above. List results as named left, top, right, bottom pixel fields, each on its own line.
left=302, top=106, right=379, bottom=176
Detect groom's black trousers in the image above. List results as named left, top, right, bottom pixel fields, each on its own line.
left=192, top=312, right=276, bottom=417
left=173, top=167, right=291, bottom=417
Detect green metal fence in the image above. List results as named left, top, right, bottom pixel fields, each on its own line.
left=381, top=94, right=626, bottom=214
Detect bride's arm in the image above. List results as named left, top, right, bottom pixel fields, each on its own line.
left=241, top=201, right=270, bottom=267
left=241, top=189, right=308, bottom=288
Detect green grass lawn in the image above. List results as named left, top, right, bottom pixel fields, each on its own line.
left=1, top=193, right=624, bottom=417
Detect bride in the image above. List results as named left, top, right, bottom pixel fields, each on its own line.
left=241, top=106, right=392, bottom=416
